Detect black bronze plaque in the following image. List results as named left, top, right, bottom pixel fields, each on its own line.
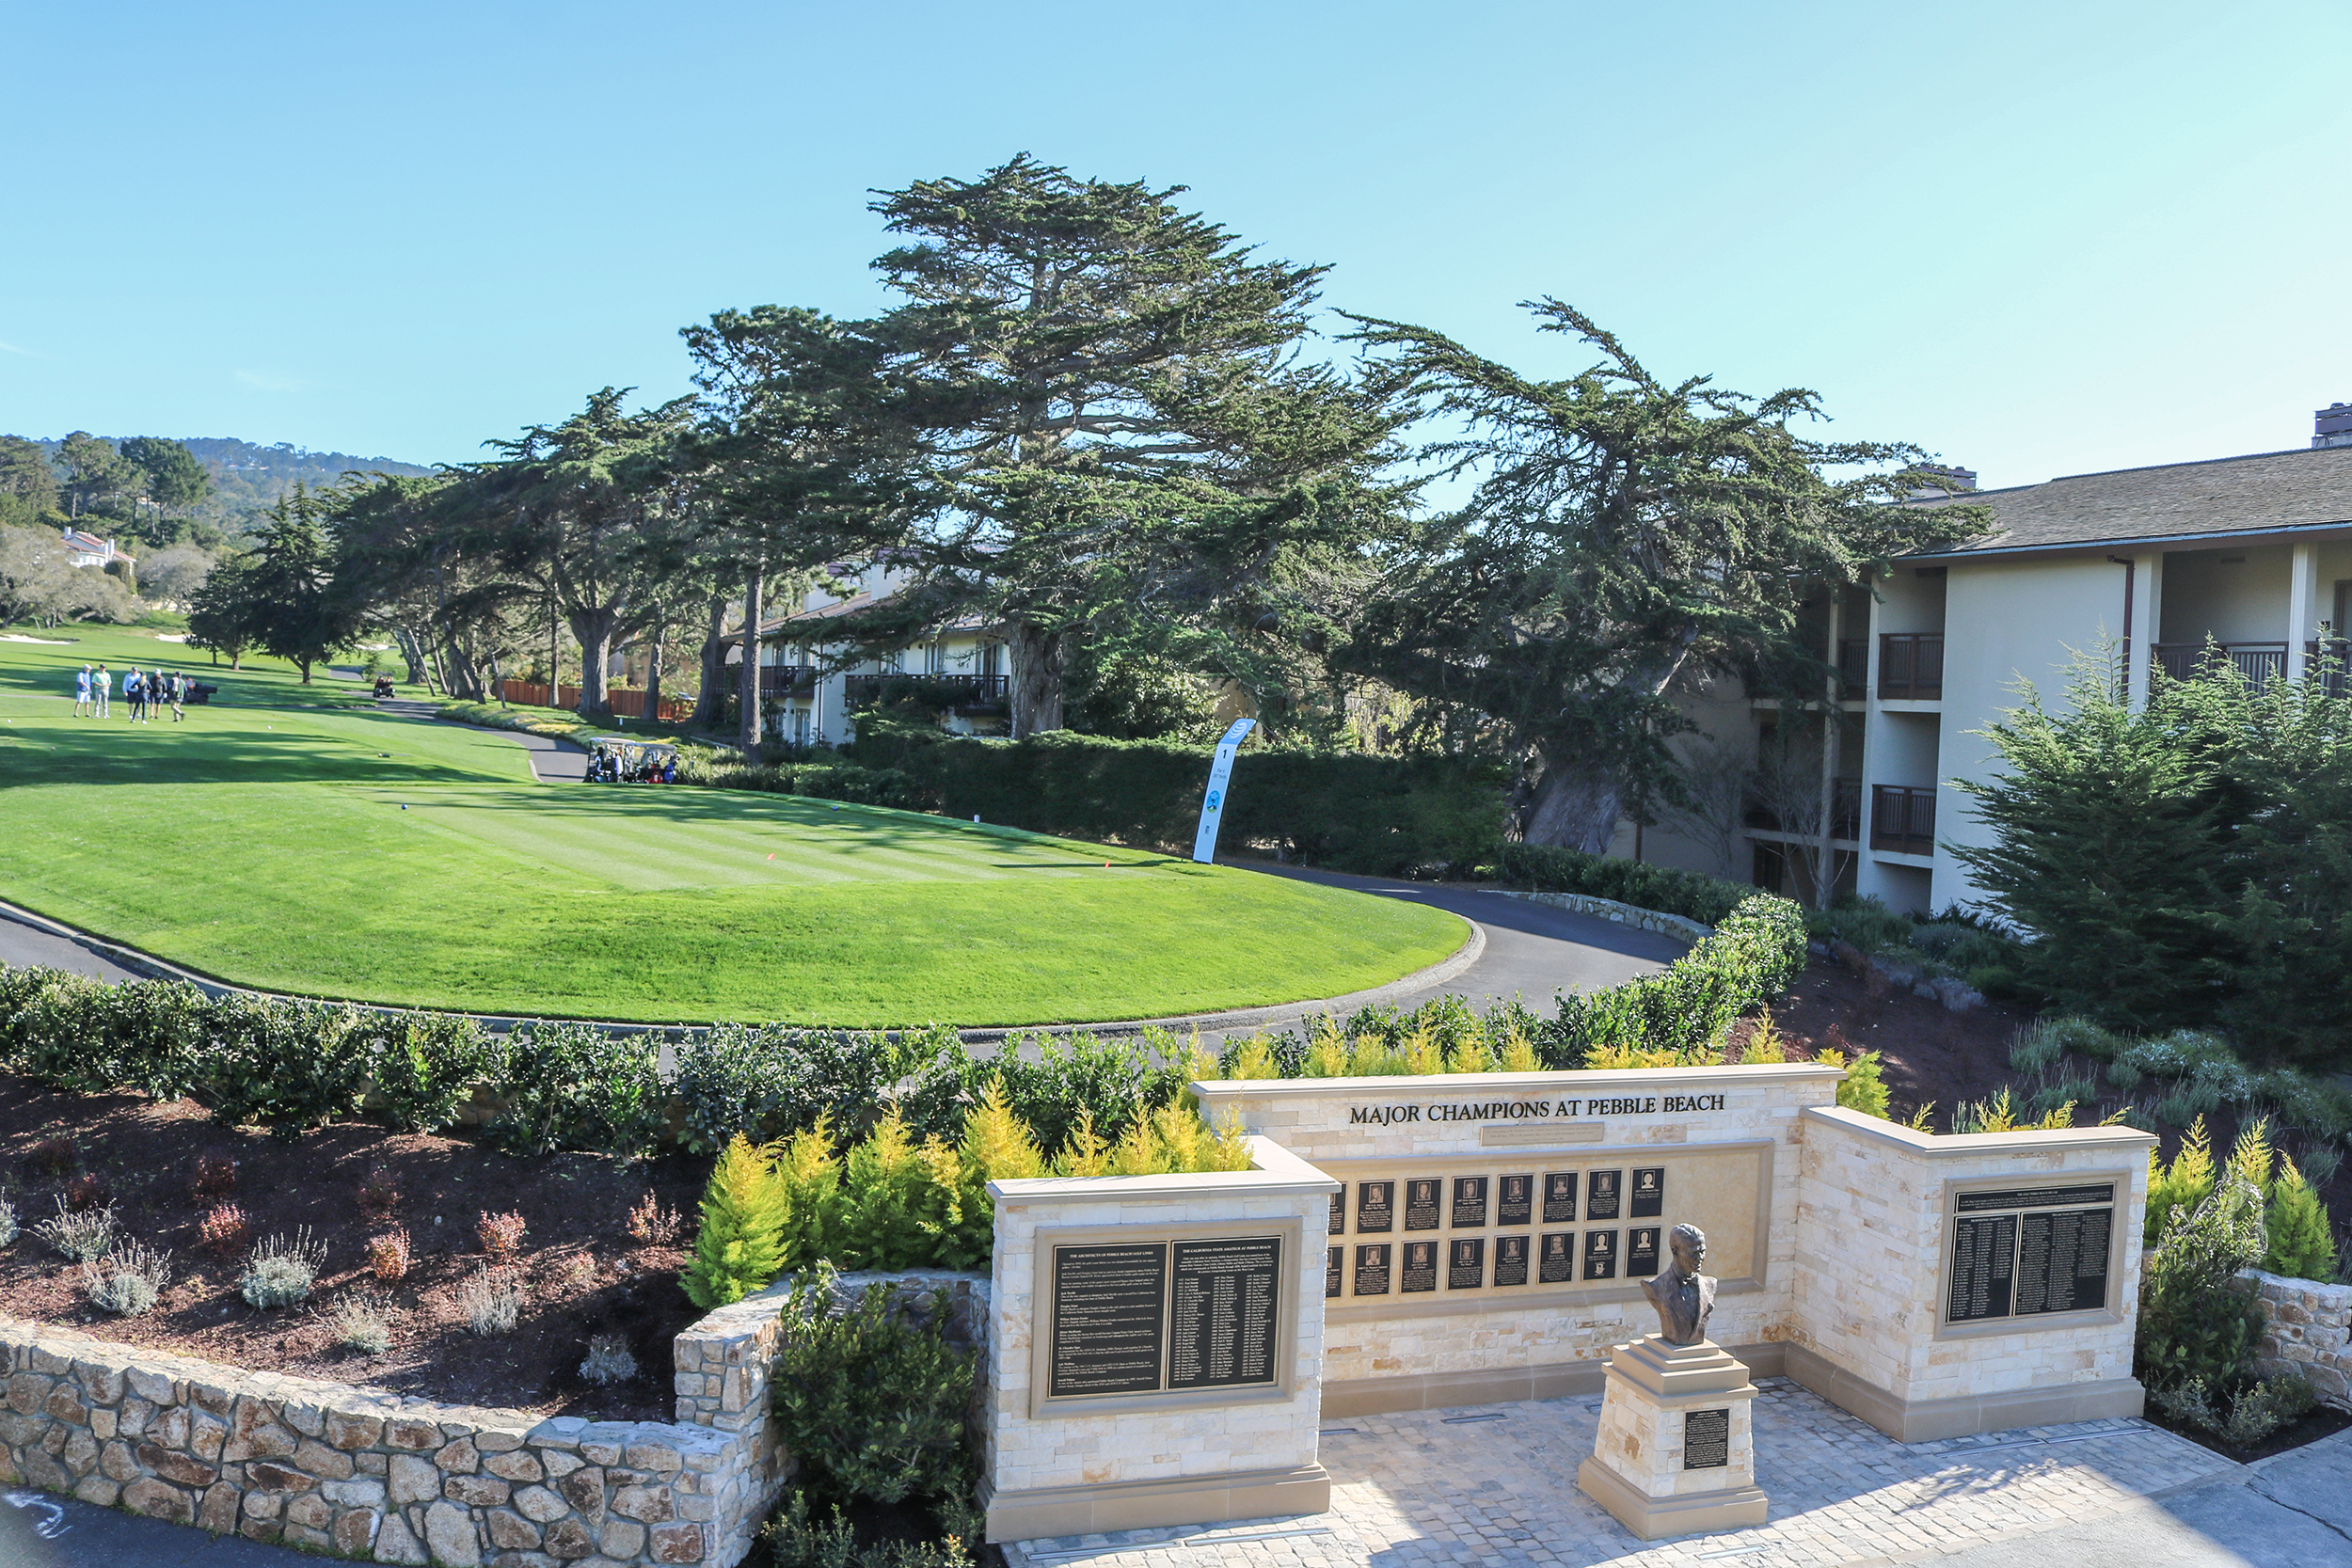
left=1356, top=1180, right=1394, bottom=1234
left=1586, top=1169, right=1623, bottom=1221
left=1629, top=1226, right=1661, bottom=1277
left=1354, top=1243, right=1391, bottom=1295
left=1495, top=1233, right=1530, bottom=1287
left=1167, top=1236, right=1280, bottom=1391
left=1957, top=1183, right=2116, bottom=1214
left=1448, top=1237, right=1486, bottom=1290
left=1049, top=1243, right=1169, bottom=1399
left=1498, top=1174, right=1534, bottom=1227
left=1539, top=1231, right=1576, bottom=1283
left=1583, top=1228, right=1618, bottom=1280
left=1328, top=1192, right=1345, bottom=1236
left=1543, top=1171, right=1579, bottom=1223
left=2016, top=1207, right=2113, bottom=1315
left=1684, top=1407, right=1730, bottom=1469
left=1452, top=1176, right=1489, bottom=1228
left=1630, top=1167, right=1665, bottom=1219
left=1326, top=1246, right=1343, bottom=1299
left=1402, top=1240, right=1438, bottom=1292
left=1947, top=1213, right=2018, bottom=1322
left=1405, top=1178, right=1442, bottom=1231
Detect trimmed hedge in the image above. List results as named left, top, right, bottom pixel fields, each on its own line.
left=1495, top=842, right=1761, bottom=928
left=1539, top=895, right=1810, bottom=1065
left=848, top=726, right=1509, bottom=878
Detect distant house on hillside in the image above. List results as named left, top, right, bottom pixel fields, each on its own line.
left=59, top=529, right=134, bottom=572
left=721, top=560, right=1007, bottom=747
left=1619, top=404, right=2352, bottom=915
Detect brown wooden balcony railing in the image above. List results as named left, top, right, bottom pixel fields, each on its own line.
left=1878, top=633, right=1944, bottom=700
left=1870, top=784, right=1937, bottom=855
left=2153, top=641, right=2287, bottom=689
left=1837, top=638, right=1868, bottom=699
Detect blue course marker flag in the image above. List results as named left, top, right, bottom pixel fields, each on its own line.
left=1191, top=719, right=1257, bottom=864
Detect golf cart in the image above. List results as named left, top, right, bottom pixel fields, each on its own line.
left=582, top=736, right=677, bottom=784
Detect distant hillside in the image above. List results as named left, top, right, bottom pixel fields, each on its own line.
left=26, top=435, right=435, bottom=540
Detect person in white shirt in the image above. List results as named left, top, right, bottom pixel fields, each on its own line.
left=74, top=665, right=91, bottom=717
left=92, top=663, right=110, bottom=718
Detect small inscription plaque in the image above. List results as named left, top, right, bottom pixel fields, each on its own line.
left=1328, top=1192, right=1345, bottom=1236
left=1583, top=1228, right=1619, bottom=1280
left=1630, top=1167, right=1665, bottom=1218
left=1405, top=1179, right=1442, bottom=1231
left=1495, top=1233, right=1530, bottom=1287
left=1947, top=1213, right=2018, bottom=1323
left=1354, top=1243, right=1391, bottom=1295
left=1628, top=1226, right=1661, bottom=1277
left=1684, top=1407, right=1731, bottom=1470
left=1452, top=1176, right=1489, bottom=1228
left=1048, top=1243, right=1168, bottom=1399
left=1586, top=1169, right=1623, bottom=1221
left=1498, top=1174, right=1534, bottom=1227
left=1957, top=1183, right=2115, bottom=1213
left=1449, top=1237, right=1486, bottom=1290
left=1167, top=1237, right=1279, bottom=1391
left=1402, top=1240, right=1438, bottom=1292
left=1326, top=1246, right=1343, bottom=1299
left=1539, top=1231, right=1577, bottom=1283
left=1357, top=1180, right=1394, bottom=1234
left=1543, top=1172, right=1580, bottom=1223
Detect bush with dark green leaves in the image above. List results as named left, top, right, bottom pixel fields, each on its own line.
left=672, top=1023, right=948, bottom=1154
left=2137, top=1169, right=2268, bottom=1394
left=770, top=1274, right=978, bottom=1507
left=1538, top=895, right=1809, bottom=1064
left=849, top=724, right=1508, bottom=878
left=485, top=1022, right=663, bottom=1157
left=1494, top=842, right=1756, bottom=927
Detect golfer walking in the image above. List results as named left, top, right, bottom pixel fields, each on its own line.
left=73, top=664, right=91, bottom=717
left=169, top=670, right=186, bottom=721
left=92, top=662, right=110, bottom=718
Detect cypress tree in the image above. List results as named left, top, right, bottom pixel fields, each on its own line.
left=2146, top=1117, right=2217, bottom=1247
left=681, top=1133, right=789, bottom=1310
left=775, top=1119, right=844, bottom=1268
left=2263, top=1155, right=2338, bottom=1282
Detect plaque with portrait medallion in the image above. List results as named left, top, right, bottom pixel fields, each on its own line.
left=1328, top=1192, right=1345, bottom=1236
left=1539, top=1230, right=1577, bottom=1284
left=1630, top=1167, right=1665, bottom=1218
left=1402, top=1239, right=1438, bottom=1292
left=1451, top=1176, right=1489, bottom=1228
left=1543, top=1171, right=1580, bottom=1223
left=1326, top=1246, right=1343, bottom=1299
left=1448, top=1236, right=1485, bottom=1290
left=1585, top=1169, right=1623, bottom=1221
left=1628, top=1226, right=1661, bottom=1277
left=1405, top=1178, right=1442, bottom=1231
left=1356, top=1180, right=1394, bottom=1234
left=1583, top=1228, right=1619, bottom=1280
left=1494, top=1232, right=1531, bottom=1286
left=1354, top=1243, right=1391, bottom=1295
left=1498, top=1174, right=1533, bottom=1227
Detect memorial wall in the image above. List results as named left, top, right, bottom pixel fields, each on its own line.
left=981, top=1064, right=2157, bottom=1536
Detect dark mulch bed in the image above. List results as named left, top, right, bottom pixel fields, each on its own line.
left=0, top=1076, right=708, bottom=1420
left=2144, top=1401, right=2352, bottom=1462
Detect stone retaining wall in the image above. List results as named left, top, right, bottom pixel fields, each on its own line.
left=0, top=1266, right=983, bottom=1565
left=2239, top=1267, right=2352, bottom=1408
left=1491, top=889, right=1711, bottom=943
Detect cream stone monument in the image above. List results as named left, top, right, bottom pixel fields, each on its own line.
left=1577, top=1224, right=1770, bottom=1539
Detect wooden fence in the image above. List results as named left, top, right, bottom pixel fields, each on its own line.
left=501, top=680, right=693, bottom=722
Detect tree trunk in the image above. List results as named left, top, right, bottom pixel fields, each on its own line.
left=643, top=631, right=665, bottom=726
left=739, top=561, right=765, bottom=752
left=485, top=647, right=507, bottom=706
left=1521, top=750, right=1624, bottom=853
left=1006, top=619, right=1065, bottom=737
left=691, top=592, right=730, bottom=729
left=393, top=626, right=426, bottom=685
left=571, top=610, right=615, bottom=718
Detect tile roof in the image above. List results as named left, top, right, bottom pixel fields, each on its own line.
left=1914, top=445, right=2352, bottom=558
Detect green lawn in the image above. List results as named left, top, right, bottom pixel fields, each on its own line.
left=0, top=626, right=1465, bottom=1024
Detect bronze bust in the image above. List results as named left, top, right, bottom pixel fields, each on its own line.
left=1643, top=1224, right=1716, bottom=1347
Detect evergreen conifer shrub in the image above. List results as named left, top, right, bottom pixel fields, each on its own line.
left=2262, top=1155, right=2338, bottom=1282
left=682, top=1133, right=791, bottom=1310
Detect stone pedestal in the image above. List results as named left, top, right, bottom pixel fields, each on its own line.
left=1577, top=1336, right=1767, bottom=1540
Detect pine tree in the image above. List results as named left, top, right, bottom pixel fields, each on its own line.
left=1050, top=1111, right=1113, bottom=1178
left=842, top=1111, right=929, bottom=1271
left=775, top=1119, right=843, bottom=1268
left=2231, top=1116, right=2274, bottom=1190
left=2262, top=1155, right=2338, bottom=1282
left=2147, top=1117, right=2217, bottom=1247
left=925, top=1085, right=1043, bottom=1269
left=681, top=1133, right=789, bottom=1309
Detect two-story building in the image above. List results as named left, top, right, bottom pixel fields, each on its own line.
left=722, top=560, right=1008, bottom=747
left=1617, top=407, right=2352, bottom=914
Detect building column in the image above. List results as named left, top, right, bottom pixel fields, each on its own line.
left=2288, top=543, right=2320, bottom=683
left=2124, top=553, right=2160, bottom=710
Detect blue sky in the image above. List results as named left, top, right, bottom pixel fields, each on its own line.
left=3, top=2, right=2345, bottom=488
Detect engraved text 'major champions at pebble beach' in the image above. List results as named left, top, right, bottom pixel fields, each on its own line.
left=1347, top=1095, right=1730, bottom=1126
